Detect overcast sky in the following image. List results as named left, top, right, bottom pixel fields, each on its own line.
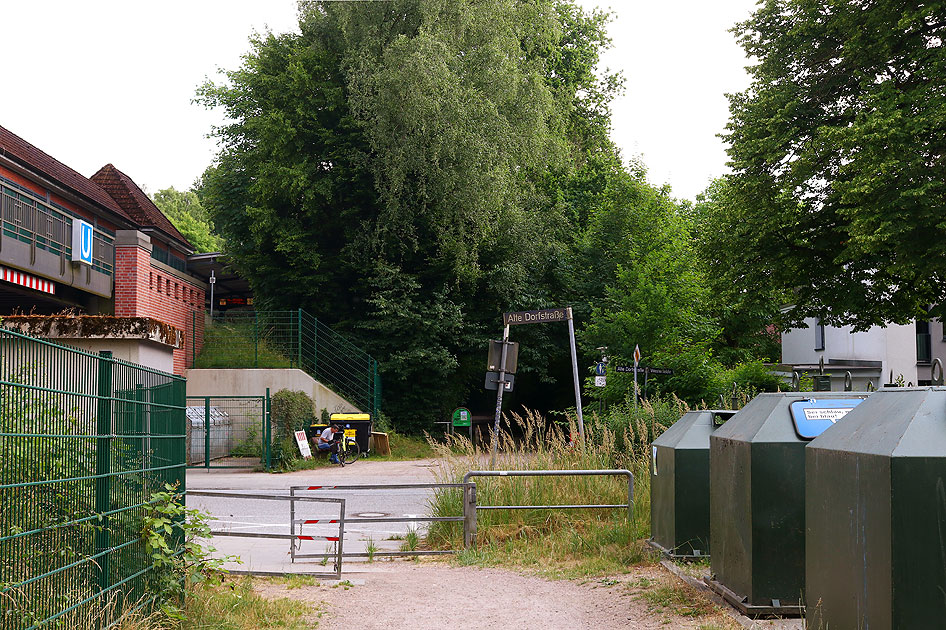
left=0, top=0, right=758, bottom=202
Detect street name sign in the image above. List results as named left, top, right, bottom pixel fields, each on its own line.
left=614, top=366, right=674, bottom=376
left=503, top=308, right=568, bottom=326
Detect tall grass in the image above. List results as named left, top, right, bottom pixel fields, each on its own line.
left=426, top=402, right=680, bottom=576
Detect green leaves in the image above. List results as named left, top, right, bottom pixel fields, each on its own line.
left=723, top=0, right=946, bottom=327
left=152, top=187, right=223, bottom=253
left=197, top=1, right=622, bottom=427
left=140, top=482, right=236, bottom=612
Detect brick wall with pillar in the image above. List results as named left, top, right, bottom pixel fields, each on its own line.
left=114, top=230, right=205, bottom=375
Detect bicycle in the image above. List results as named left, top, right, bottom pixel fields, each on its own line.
left=333, top=431, right=360, bottom=466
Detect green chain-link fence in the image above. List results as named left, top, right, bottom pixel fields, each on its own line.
left=0, top=328, right=186, bottom=629
left=190, top=310, right=381, bottom=418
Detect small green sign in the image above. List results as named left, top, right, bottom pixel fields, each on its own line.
left=452, top=407, right=472, bottom=427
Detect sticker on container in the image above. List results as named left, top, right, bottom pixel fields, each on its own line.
left=789, top=398, right=865, bottom=440
left=652, top=445, right=658, bottom=476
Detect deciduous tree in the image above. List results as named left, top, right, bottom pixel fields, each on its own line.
left=723, top=0, right=946, bottom=328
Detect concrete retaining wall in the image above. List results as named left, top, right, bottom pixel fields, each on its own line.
left=184, top=368, right=360, bottom=414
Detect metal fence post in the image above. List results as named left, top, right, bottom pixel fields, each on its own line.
left=204, top=396, right=211, bottom=469
left=94, top=350, right=114, bottom=592
left=254, top=310, right=259, bottom=368
left=135, top=384, right=149, bottom=496
left=463, top=482, right=477, bottom=549
left=626, top=472, right=634, bottom=523
left=265, top=388, right=272, bottom=471
left=372, top=359, right=381, bottom=419
left=297, top=308, right=303, bottom=369
left=312, top=313, right=318, bottom=378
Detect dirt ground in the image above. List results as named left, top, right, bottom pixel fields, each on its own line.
left=205, top=458, right=800, bottom=630
left=254, top=561, right=743, bottom=630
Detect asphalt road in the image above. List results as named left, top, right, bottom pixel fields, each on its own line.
left=186, top=459, right=451, bottom=574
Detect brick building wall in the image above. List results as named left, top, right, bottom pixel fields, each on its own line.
left=114, top=230, right=204, bottom=375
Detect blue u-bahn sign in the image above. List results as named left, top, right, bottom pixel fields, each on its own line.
left=72, top=219, right=93, bottom=265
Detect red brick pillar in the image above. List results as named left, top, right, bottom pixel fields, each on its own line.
left=113, top=230, right=153, bottom=317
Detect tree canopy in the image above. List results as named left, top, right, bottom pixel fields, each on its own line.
left=198, top=0, right=624, bottom=429
left=197, top=0, right=786, bottom=428
left=719, top=0, right=946, bottom=329
left=151, top=187, right=223, bottom=253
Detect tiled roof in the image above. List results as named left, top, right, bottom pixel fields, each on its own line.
left=91, top=164, right=192, bottom=250
left=0, top=125, right=131, bottom=221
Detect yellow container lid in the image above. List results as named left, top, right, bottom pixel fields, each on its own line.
left=330, top=413, right=370, bottom=421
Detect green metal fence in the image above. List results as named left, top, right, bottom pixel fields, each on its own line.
left=186, top=394, right=271, bottom=470
left=0, top=329, right=186, bottom=629
left=190, top=310, right=381, bottom=418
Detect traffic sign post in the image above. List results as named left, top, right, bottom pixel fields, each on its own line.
left=489, top=307, right=586, bottom=464
left=633, top=345, right=641, bottom=415
left=489, top=322, right=512, bottom=466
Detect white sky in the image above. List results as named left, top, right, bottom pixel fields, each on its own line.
left=0, top=0, right=757, bottom=202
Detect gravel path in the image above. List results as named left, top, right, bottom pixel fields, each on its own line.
left=255, top=561, right=740, bottom=629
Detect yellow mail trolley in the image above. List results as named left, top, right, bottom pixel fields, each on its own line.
left=312, top=413, right=372, bottom=455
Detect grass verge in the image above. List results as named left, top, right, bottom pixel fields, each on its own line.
left=183, top=577, right=316, bottom=629
left=427, top=408, right=659, bottom=577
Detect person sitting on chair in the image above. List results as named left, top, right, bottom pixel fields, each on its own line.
left=316, top=424, right=342, bottom=464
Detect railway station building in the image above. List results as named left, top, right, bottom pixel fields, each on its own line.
left=0, top=124, right=207, bottom=375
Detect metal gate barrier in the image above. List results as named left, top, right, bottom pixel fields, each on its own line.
left=188, top=490, right=346, bottom=578
left=186, top=392, right=271, bottom=469
left=462, top=469, right=634, bottom=548
left=190, top=469, right=634, bottom=576
left=290, top=483, right=465, bottom=560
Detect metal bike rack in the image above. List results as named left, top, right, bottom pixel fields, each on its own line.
left=188, top=490, right=346, bottom=579
left=461, top=469, right=635, bottom=548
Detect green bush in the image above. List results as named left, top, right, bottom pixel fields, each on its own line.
left=270, top=390, right=314, bottom=466
left=712, top=360, right=787, bottom=408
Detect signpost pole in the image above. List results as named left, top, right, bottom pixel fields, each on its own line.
left=633, top=345, right=640, bottom=416
left=489, top=324, right=511, bottom=467
left=567, top=307, right=585, bottom=442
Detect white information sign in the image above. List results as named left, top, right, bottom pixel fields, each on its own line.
left=594, top=375, right=606, bottom=387
left=295, top=430, right=312, bottom=458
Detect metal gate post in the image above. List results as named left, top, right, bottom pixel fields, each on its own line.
left=94, top=351, right=114, bottom=592
left=264, top=388, right=272, bottom=471
left=290, top=487, right=296, bottom=563
left=204, top=396, right=211, bottom=469
left=335, top=500, right=345, bottom=580
left=463, top=482, right=477, bottom=549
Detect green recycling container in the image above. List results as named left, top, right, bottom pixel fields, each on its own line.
left=807, top=387, right=946, bottom=629
left=650, top=410, right=734, bottom=559
left=709, top=392, right=868, bottom=615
